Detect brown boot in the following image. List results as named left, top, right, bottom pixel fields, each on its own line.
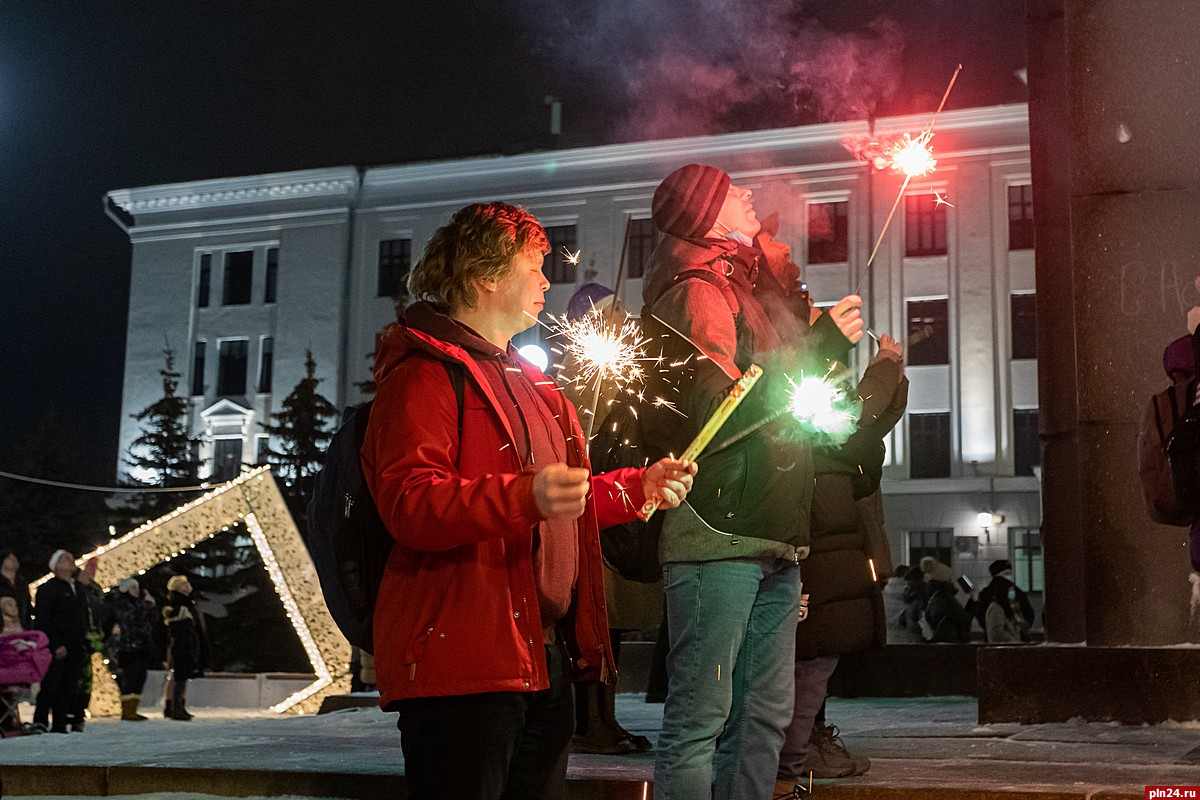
left=805, top=723, right=870, bottom=778
left=120, top=695, right=147, bottom=721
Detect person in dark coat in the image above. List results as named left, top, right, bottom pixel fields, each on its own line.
left=105, top=577, right=156, bottom=720
left=65, top=558, right=105, bottom=731
left=976, top=560, right=1034, bottom=643
left=32, top=550, right=89, bottom=733
left=161, top=574, right=208, bottom=720
left=0, top=550, right=32, bottom=630
left=777, top=335, right=907, bottom=787
left=920, top=558, right=976, bottom=643
left=898, top=565, right=928, bottom=640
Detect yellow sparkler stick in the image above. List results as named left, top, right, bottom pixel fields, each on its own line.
left=641, top=364, right=763, bottom=521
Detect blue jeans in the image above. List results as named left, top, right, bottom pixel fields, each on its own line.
left=654, top=558, right=801, bottom=800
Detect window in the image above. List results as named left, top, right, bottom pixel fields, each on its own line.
left=257, top=337, right=274, bottom=394
left=255, top=435, right=271, bottom=465
left=212, top=438, right=243, bottom=482
left=905, top=194, right=947, bottom=257
left=544, top=225, right=578, bottom=284
left=908, top=529, right=953, bottom=568
left=1008, top=184, right=1034, bottom=250
left=807, top=201, right=849, bottom=264
left=1014, top=408, right=1041, bottom=476
left=909, top=412, right=951, bottom=478
left=623, top=218, right=659, bottom=280
left=222, top=251, right=253, bottom=305
left=906, top=298, right=949, bottom=366
left=264, top=247, right=279, bottom=304
left=217, top=339, right=249, bottom=397
left=377, top=238, right=412, bottom=298
left=191, top=341, right=206, bottom=397
left=197, top=254, right=212, bottom=308
left=1011, top=293, right=1037, bottom=360
left=1011, top=527, right=1044, bottom=592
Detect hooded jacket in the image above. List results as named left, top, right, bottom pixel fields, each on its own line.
left=641, top=233, right=852, bottom=564
left=362, top=302, right=648, bottom=706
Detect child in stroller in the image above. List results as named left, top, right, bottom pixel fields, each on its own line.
left=0, top=595, right=51, bottom=735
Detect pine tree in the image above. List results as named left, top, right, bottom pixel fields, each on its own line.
left=124, top=347, right=203, bottom=521
left=262, top=349, right=337, bottom=520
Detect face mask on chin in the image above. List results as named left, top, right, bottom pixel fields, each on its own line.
left=726, top=229, right=754, bottom=247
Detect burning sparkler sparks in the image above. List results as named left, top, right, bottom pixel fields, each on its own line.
left=555, top=309, right=650, bottom=394
left=562, top=247, right=582, bottom=266
left=850, top=64, right=963, bottom=295
left=786, top=373, right=858, bottom=437
left=887, top=131, right=937, bottom=178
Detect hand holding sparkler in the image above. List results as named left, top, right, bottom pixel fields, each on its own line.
left=828, top=295, right=864, bottom=344
left=533, top=463, right=591, bottom=520
left=640, top=457, right=698, bottom=515
left=641, top=364, right=764, bottom=521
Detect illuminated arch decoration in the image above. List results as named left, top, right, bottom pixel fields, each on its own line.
left=32, top=467, right=351, bottom=715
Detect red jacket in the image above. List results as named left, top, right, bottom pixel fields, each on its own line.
left=362, top=306, right=648, bottom=706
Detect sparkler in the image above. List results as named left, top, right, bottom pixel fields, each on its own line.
left=787, top=361, right=861, bottom=440
left=538, top=307, right=653, bottom=440
left=852, top=63, right=962, bottom=294
left=562, top=247, right=582, bottom=266
left=641, top=364, right=763, bottom=521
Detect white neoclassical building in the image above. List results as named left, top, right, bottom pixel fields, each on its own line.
left=107, top=102, right=1041, bottom=602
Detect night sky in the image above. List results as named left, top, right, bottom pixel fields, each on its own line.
left=0, top=1, right=1025, bottom=484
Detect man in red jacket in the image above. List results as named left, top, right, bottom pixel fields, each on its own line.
left=362, top=201, right=695, bottom=800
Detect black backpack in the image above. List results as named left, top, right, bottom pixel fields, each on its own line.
left=305, top=361, right=463, bottom=652
left=1167, top=400, right=1200, bottom=517
left=589, top=405, right=666, bottom=583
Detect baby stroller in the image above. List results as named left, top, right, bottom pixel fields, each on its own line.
left=0, top=629, right=52, bottom=736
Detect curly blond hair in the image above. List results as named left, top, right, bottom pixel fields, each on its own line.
left=408, top=202, right=550, bottom=313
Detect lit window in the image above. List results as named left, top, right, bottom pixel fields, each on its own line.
left=1011, top=527, right=1044, bottom=592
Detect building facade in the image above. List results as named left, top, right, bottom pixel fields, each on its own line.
left=107, top=102, right=1041, bottom=606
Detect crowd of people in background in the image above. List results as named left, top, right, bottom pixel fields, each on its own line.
left=0, top=546, right=206, bottom=735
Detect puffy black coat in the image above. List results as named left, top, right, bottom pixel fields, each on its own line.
left=793, top=353, right=907, bottom=660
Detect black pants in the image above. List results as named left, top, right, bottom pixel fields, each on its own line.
left=33, top=647, right=85, bottom=731
left=396, top=644, right=575, bottom=800
left=117, top=650, right=150, bottom=696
